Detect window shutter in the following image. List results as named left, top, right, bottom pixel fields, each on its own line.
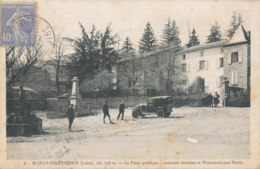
left=231, top=72, right=234, bottom=84
left=187, top=64, right=190, bottom=72
left=228, top=53, right=231, bottom=64
left=235, top=72, right=239, bottom=84
left=197, top=62, right=200, bottom=71
left=238, top=51, right=243, bottom=63
left=205, top=61, right=208, bottom=70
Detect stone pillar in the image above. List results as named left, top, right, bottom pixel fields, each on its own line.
left=70, top=77, right=81, bottom=109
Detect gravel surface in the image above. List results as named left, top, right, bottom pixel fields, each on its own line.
left=7, top=107, right=250, bottom=159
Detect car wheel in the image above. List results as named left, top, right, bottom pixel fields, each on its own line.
left=140, top=105, right=146, bottom=111
left=132, top=109, right=139, bottom=118
left=164, top=111, right=171, bottom=118
left=156, top=108, right=165, bottom=117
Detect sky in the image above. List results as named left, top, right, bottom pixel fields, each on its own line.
left=38, top=0, right=252, bottom=53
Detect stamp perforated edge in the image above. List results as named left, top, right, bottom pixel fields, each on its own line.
left=0, top=1, right=39, bottom=47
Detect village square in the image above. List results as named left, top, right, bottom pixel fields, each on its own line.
left=3, top=1, right=251, bottom=161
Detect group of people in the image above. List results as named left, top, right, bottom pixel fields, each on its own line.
left=66, top=100, right=126, bottom=130
left=207, top=92, right=220, bottom=107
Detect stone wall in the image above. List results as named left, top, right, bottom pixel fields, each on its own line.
left=223, top=43, right=250, bottom=90
left=117, top=47, right=181, bottom=96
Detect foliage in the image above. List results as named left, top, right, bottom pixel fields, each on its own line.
left=49, top=35, right=68, bottom=95
left=161, top=18, right=181, bottom=47
left=6, top=40, right=45, bottom=89
left=139, top=22, right=158, bottom=53
left=226, top=12, right=243, bottom=38
left=65, top=23, right=120, bottom=83
left=159, top=50, right=187, bottom=95
left=188, top=76, right=205, bottom=94
left=121, top=36, right=135, bottom=57
left=207, top=22, right=222, bottom=43
left=80, top=70, right=117, bottom=97
left=187, top=28, right=200, bottom=47
left=120, top=58, right=143, bottom=96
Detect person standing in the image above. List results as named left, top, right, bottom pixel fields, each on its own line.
left=67, top=104, right=75, bottom=130
left=117, top=100, right=125, bottom=120
left=214, top=92, right=220, bottom=107
left=103, top=101, right=113, bottom=124
left=207, top=93, right=214, bottom=107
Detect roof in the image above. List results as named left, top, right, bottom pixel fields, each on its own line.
left=224, top=25, right=250, bottom=46
left=176, top=40, right=229, bottom=55
left=117, top=46, right=181, bottom=63
left=11, top=86, right=37, bottom=92
left=57, top=93, right=69, bottom=98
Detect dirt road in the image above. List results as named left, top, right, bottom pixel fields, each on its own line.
left=7, top=107, right=250, bottom=159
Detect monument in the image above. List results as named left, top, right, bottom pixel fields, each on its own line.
left=70, top=77, right=81, bottom=110
left=47, top=76, right=95, bottom=118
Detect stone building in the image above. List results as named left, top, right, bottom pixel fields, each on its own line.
left=117, top=47, right=182, bottom=96
left=222, top=25, right=250, bottom=106
left=117, top=25, right=250, bottom=106
left=117, top=55, right=145, bottom=96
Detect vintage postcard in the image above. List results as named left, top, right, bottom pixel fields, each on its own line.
left=0, top=0, right=260, bottom=168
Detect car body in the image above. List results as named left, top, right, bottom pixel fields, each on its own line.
left=132, top=96, right=173, bottom=118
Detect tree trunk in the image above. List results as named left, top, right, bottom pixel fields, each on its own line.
left=132, top=81, right=136, bottom=96
left=56, top=62, right=60, bottom=96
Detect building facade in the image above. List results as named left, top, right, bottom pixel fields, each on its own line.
left=117, top=25, right=250, bottom=106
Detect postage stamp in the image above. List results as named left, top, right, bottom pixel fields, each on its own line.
left=0, top=2, right=37, bottom=46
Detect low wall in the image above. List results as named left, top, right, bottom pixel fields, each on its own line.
left=46, top=94, right=215, bottom=112
left=81, top=97, right=147, bottom=109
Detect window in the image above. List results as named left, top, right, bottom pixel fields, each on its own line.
left=200, top=51, right=204, bottom=56
left=220, top=57, right=224, bottom=67
left=199, top=60, right=206, bottom=70
left=198, top=60, right=208, bottom=71
left=231, top=52, right=238, bottom=63
left=217, top=57, right=224, bottom=68
left=182, top=54, right=186, bottom=60
left=181, top=63, right=187, bottom=72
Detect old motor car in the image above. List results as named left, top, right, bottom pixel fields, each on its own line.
left=132, top=96, right=173, bottom=118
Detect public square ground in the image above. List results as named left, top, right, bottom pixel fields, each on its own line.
left=7, top=107, right=250, bottom=159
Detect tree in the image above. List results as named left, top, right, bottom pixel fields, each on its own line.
left=161, top=18, right=181, bottom=47
left=50, top=35, right=68, bottom=95
left=121, top=36, right=134, bottom=56
left=226, top=12, right=243, bottom=38
left=65, top=23, right=119, bottom=83
left=139, top=22, right=158, bottom=53
left=6, top=40, right=45, bottom=89
left=120, top=57, right=141, bottom=96
left=207, top=22, right=222, bottom=43
left=160, top=49, right=186, bottom=95
left=100, top=24, right=120, bottom=71
left=187, top=28, right=200, bottom=47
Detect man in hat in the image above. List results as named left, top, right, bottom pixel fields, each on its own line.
left=103, top=101, right=113, bottom=124
left=117, top=100, right=126, bottom=120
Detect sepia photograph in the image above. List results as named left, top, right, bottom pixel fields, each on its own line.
left=0, top=0, right=259, bottom=168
